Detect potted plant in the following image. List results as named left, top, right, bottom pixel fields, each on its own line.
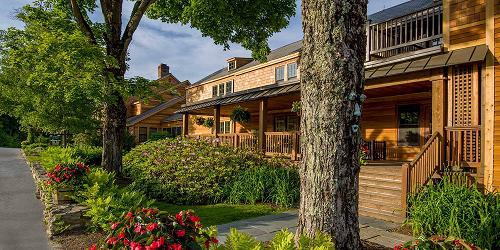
left=230, top=106, right=251, bottom=124
left=203, top=118, right=214, bottom=128
left=46, top=162, right=90, bottom=204
left=195, top=117, right=206, bottom=126
left=291, top=101, right=301, bottom=116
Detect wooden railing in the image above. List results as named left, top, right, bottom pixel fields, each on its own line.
left=367, top=4, right=443, bottom=61
left=364, top=140, right=387, bottom=160
left=401, top=132, right=443, bottom=212
left=445, top=126, right=481, bottom=168
left=264, top=132, right=300, bottom=160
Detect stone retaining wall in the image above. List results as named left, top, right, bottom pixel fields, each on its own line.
left=27, top=160, right=89, bottom=238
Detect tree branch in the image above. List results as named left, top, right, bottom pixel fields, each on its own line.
left=121, top=0, right=155, bottom=55
left=69, top=0, right=97, bottom=44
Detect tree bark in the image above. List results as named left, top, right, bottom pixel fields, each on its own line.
left=101, top=89, right=126, bottom=173
left=297, top=1, right=367, bottom=249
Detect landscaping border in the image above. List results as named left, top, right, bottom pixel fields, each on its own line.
left=25, top=157, right=89, bottom=238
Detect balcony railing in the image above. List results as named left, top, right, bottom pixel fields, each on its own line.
left=367, top=4, right=443, bottom=61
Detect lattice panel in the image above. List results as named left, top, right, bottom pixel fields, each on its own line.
left=451, top=65, right=474, bottom=126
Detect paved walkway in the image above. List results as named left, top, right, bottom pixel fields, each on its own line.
left=217, top=210, right=413, bottom=248
left=0, top=148, right=50, bottom=250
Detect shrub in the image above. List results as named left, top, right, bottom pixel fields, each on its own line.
left=90, top=209, right=215, bottom=250
left=40, top=146, right=102, bottom=170
left=149, top=131, right=172, bottom=141
left=75, top=168, right=154, bottom=231
left=123, top=138, right=290, bottom=205
left=225, top=163, right=300, bottom=207
left=224, top=228, right=334, bottom=250
left=72, top=132, right=102, bottom=147
left=22, top=142, right=48, bottom=155
left=396, top=235, right=480, bottom=250
left=45, top=162, right=90, bottom=189
left=407, top=179, right=500, bottom=249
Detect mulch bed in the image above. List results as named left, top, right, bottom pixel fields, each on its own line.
left=387, top=224, right=413, bottom=237
left=52, top=229, right=104, bottom=250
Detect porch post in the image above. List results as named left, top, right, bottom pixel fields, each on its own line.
left=258, top=98, right=268, bottom=152
left=432, top=77, right=447, bottom=136
left=432, top=77, right=447, bottom=168
left=182, top=113, right=189, bottom=137
left=214, top=105, right=221, bottom=137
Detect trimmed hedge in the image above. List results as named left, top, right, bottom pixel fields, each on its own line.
left=123, top=138, right=294, bottom=205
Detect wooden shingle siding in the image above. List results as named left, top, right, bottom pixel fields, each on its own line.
left=493, top=9, right=500, bottom=190
left=449, top=0, right=487, bottom=46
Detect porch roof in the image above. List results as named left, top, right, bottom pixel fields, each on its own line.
left=176, top=80, right=300, bottom=113
left=365, top=44, right=488, bottom=79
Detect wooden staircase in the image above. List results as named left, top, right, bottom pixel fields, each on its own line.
left=359, top=165, right=405, bottom=223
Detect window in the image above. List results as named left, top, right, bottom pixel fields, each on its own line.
left=274, top=115, right=299, bottom=132
left=219, top=121, right=231, bottom=134
left=139, top=127, right=148, bottom=143
left=398, top=105, right=420, bottom=146
left=275, top=66, right=285, bottom=82
left=212, top=85, right=218, bottom=97
left=225, top=80, right=233, bottom=94
left=287, top=63, right=297, bottom=79
left=165, top=127, right=182, bottom=137
left=218, top=83, right=225, bottom=96
left=228, top=61, right=236, bottom=71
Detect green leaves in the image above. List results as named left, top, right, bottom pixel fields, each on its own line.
left=147, top=0, right=296, bottom=61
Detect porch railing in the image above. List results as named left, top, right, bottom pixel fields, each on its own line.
left=264, top=132, right=300, bottom=160
left=401, top=132, right=443, bottom=213
left=367, top=4, right=443, bottom=61
left=445, top=126, right=481, bottom=168
left=364, top=140, right=387, bottom=160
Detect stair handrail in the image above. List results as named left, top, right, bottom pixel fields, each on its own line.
left=401, top=132, right=443, bottom=214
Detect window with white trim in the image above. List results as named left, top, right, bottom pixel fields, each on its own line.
left=287, top=63, right=297, bottom=79
left=275, top=66, right=285, bottom=82
left=219, top=121, right=232, bottom=134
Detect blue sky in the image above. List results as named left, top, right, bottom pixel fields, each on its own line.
left=0, top=0, right=407, bottom=82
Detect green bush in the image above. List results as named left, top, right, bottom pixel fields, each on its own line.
left=123, top=138, right=291, bottom=205
left=407, top=178, right=500, bottom=249
left=75, top=168, right=154, bottom=231
left=149, top=131, right=172, bottom=141
left=225, top=164, right=300, bottom=207
left=40, top=146, right=102, bottom=170
left=21, top=142, right=48, bottom=156
left=223, top=228, right=334, bottom=250
left=72, top=132, right=102, bottom=147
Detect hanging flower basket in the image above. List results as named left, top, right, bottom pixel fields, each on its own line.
left=230, top=106, right=251, bottom=124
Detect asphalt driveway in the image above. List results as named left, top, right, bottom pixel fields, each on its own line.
left=0, top=147, right=50, bottom=250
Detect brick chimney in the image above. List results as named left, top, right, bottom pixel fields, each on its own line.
left=158, top=63, right=170, bottom=79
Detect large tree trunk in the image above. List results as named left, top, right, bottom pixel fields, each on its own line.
left=297, top=1, right=367, bottom=249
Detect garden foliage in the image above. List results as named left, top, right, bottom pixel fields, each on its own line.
left=45, top=162, right=90, bottom=188
left=40, top=146, right=102, bottom=170
left=396, top=235, right=480, bottom=250
left=407, top=179, right=500, bottom=249
left=123, top=138, right=298, bottom=207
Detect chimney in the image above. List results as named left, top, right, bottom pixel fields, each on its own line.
left=158, top=63, right=170, bottom=79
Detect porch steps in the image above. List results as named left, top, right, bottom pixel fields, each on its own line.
left=359, top=166, right=404, bottom=223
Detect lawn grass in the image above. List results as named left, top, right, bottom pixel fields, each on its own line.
left=155, top=202, right=284, bottom=226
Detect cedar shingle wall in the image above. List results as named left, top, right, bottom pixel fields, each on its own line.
left=449, top=0, right=486, bottom=46
left=187, top=57, right=299, bottom=103
left=493, top=10, right=500, bottom=190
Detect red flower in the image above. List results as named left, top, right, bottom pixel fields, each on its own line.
left=175, top=212, right=184, bottom=225
left=158, top=237, right=165, bottom=246
left=46, top=180, right=52, bottom=185
left=394, top=245, right=402, bottom=250
left=168, top=243, right=182, bottom=250
left=124, top=238, right=130, bottom=246
left=89, top=244, right=97, bottom=250
left=211, top=237, right=219, bottom=244
left=130, top=242, right=143, bottom=250
left=146, top=222, right=158, bottom=231
left=106, top=237, right=117, bottom=245
left=454, top=240, right=461, bottom=246
left=55, top=177, right=61, bottom=183
left=54, top=165, right=62, bottom=172
left=118, top=231, right=126, bottom=239
left=126, top=211, right=133, bottom=219
left=176, top=229, right=186, bottom=237
left=188, top=215, right=200, bottom=223
left=111, top=222, right=118, bottom=230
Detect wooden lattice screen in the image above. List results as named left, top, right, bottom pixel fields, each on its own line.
left=447, top=64, right=480, bottom=166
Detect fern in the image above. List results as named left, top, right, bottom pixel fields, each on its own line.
left=224, top=228, right=263, bottom=250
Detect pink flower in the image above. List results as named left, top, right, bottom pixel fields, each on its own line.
left=168, top=243, right=182, bottom=250
left=110, top=222, right=118, bottom=230
left=131, top=242, right=143, bottom=250
left=126, top=211, right=133, bottom=219
left=134, top=223, right=142, bottom=233
left=124, top=238, right=130, bottom=246
left=176, top=229, right=185, bottom=237
left=55, top=177, right=61, bottom=183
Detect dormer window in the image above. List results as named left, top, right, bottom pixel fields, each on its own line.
left=228, top=60, right=236, bottom=71
left=275, top=66, right=285, bottom=82
left=212, top=80, right=234, bottom=97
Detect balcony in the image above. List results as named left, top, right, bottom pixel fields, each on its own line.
left=366, top=4, right=443, bottom=64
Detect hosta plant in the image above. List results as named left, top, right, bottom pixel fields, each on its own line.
left=45, top=162, right=90, bottom=189
left=90, top=208, right=217, bottom=250
left=395, top=236, right=480, bottom=250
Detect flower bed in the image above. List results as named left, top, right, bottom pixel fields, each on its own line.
left=91, top=208, right=217, bottom=250
left=395, top=236, right=480, bottom=250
